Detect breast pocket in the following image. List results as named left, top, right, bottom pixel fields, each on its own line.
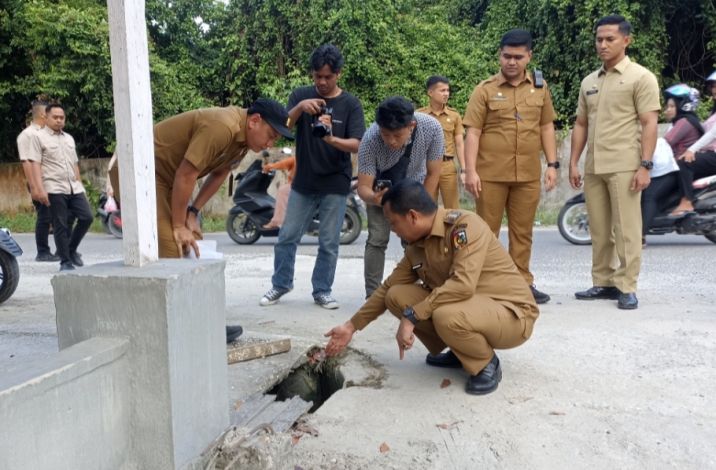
left=521, top=95, right=545, bottom=122
left=487, top=99, right=513, bottom=123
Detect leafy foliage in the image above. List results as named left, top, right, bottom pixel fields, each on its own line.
left=1, top=0, right=714, bottom=163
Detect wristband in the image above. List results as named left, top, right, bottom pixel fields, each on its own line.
left=402, top=306, right=419, bottom=325
left=187, top=205, right=200, bottom=216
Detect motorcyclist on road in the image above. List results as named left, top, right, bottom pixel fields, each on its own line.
left=668, top=80, right=716, bottom=215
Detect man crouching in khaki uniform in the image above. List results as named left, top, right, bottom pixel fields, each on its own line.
left=325, top=180, right=538, bottom=395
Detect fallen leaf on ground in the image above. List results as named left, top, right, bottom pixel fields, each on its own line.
left=291, top=434, right=301, bottom=445
left=233, top=400, right=243, bottom=411
left=436, top=420, right=462, bottom=430
left=549, top=411, right=566, bottom=416
left=440, top=378, right=451, bottom=389
left=379, top=442, right=390, bottom=453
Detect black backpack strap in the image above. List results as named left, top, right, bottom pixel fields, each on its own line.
left=375, top=125, right=418, bottom=185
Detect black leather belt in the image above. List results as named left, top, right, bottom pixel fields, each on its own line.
left=443, top=155, right=454, bottom=161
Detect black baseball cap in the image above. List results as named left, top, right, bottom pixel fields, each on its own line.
left=248, top=98, right=294, bottom=140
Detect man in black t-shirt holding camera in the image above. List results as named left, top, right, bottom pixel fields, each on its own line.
left=260, top=44, right=366, bottom=310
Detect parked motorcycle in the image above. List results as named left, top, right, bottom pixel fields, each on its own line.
left=226, top=159, right=364, bottom=245
left=97, top=192, right=123, bottom=239
left=558, top=175, right=716, bottom=245
left=0, top=228, right=23, bottom=304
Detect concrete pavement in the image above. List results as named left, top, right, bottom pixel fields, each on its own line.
left=1, top=230, right=715, bottom=468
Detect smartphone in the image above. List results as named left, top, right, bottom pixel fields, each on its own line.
left=374, top=179, right=392, bottom=191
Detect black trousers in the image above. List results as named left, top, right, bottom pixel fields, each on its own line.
left=47, top=193, right=93, bottom=264
left=676, top=151, right=716, bottom=201
left=32, top=199, right=53, bottom=255
left=641, top=172, right=679, bottom=235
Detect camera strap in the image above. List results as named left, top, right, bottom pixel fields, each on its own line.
left=375, top=125, right=418, bottom=185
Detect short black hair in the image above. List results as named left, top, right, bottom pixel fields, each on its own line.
left=500, top=29, right=532, bottom=50
left=45, top=103, right=64, bottom=113
left=381, top=180, right=437, bottom=216
left=375, top=96, right=415, bottom=130
left=595, top=15, right=632, bottom=36
left=426, top=75, right=449, bottom=90
left=309, top=44, right=344, bottom=73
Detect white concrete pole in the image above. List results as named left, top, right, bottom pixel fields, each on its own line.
left=107, top=0, right=158, bottom=266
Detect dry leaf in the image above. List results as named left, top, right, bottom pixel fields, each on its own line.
left=233, top=400, right=243, bottom=411
left=440, top=378, right=451, bottom=389
left=291, top=434, right=301, bottom=445
left=549, top=411, right=566, bottom=416
left=379, top=442, right=390, bottom=453
left=436, top=420, right=462, bottom=430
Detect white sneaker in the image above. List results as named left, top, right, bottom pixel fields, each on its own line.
left=260, top=287, right=291, bottom=306
left=314, top=294, right=339, bottom=310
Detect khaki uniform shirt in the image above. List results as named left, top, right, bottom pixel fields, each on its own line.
left=416, top=106, right=464, bottom=157
left=463, top=72, right=556, bottom=182
left=154, top=106, right=249, bottom=186
left=28, top=127, right=84, bottom=195
left=576, top=56, right=661, bottom=174
left=16, top=123, right=43, bottom=161
left=350, top=208, right=538, bottom=332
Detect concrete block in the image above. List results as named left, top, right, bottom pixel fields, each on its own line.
left=0, top=337, right=130, bottom=470
left=52, top=259, right=229, bottom=469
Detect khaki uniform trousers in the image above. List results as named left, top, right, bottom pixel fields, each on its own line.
left=476, top=179, right=541, bottom=284
left=384, top=284, right=531, bottom=375
left=109, top=166, right=182, bottom=258
left=433, top=158, right=460, bottom=209
left=583, top=171, right=642, bottom=292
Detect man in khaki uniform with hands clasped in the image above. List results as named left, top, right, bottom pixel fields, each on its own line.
left=325, top=180, right=538, bottom=396
left=463, top=29, right=559, bottom=305
left=569, top=15, right=660, bottom=310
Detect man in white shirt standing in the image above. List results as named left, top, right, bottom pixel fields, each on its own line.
left=28, top=103, right=93, bottom=271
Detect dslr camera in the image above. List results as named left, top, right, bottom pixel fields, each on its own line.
left=312, top=106, right=333, bottom=138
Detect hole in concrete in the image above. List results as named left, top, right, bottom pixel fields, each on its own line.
left=268, top=346, right=344, bottom=412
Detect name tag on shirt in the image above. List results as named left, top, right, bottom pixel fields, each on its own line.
left=586, top=89, right=599, bottom=96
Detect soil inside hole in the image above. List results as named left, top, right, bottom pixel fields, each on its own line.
left=268, top=349, right=345, bottom=413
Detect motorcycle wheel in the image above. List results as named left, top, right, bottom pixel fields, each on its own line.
left=226, top=212, right=261, bottom=245
left=0, top=250, right=20, bottom=304
left=107, top=211, right=123, bottom=239
left=339, top=208, right=362, bottom=245
left=557, top=202, right=592, bottom=245
left=704, top=231, right=716, bottom=244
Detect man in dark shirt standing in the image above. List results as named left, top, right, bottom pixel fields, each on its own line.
left=260, top=44, right=365, bottom=309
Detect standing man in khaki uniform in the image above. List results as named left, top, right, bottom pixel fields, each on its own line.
left=569, top=15, right=660, bottom=310
left=463, top=29, right=559, bottom=305
left=17, top=98, right=59, bottom=262
left=325, top=180, right=538, bottom=396
left=110, top=98, right=293, bottom=343
left=417, top=76, right=465, bottom=209
left=28, top=104, right=94, bottom=272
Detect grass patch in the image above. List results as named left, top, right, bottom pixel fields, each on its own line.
left=200, top=215, right=227, bottom=233
left=1, top=210, right=105, bottom=233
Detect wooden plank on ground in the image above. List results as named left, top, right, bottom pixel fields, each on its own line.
left=227, top=337, right=291, bottom=364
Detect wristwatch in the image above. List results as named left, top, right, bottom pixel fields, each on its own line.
left=187, top=205, right=200, bottom=216
left=402, top=306, right=418, bottom=325
left=547, top=161, right=560, bottom=169
left=640, top=160, right=654, bottom=170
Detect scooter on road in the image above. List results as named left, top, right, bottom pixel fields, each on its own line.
left=558, top=175, right=716, bottom=245
left=0, top=228, right=23, bottom=304
left=226, top=159, right=364, bottom=245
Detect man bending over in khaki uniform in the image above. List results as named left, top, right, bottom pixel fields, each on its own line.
left=325, top=180, right=539, bottom=395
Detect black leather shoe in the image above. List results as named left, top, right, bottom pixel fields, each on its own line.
left=426, top=350, right=462, bottom=368
left=530, top=285, right=551, bottom=304
left=226, top=325, right=244, bottom=344
left=69, top=251, right=84, bottom=267
left=36, top=252, right=60, bottom=262
left=59, top=262, right=75, bottom=272
left=617, top=292, right=638, bottom=310
left=575, top=286, right=620, bottom=300
left=465, top=354, right=502, bottom=395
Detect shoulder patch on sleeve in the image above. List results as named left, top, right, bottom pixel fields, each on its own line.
left=451, top=226, right=468, bottom=250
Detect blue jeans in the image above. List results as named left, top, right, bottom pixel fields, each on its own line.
left=271, top=190, right=346, bottom=297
